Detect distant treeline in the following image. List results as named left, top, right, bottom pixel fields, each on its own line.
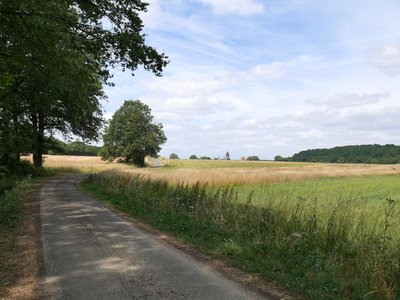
left=275, top=144, right=400, bottom=164
left=46, top=138, right=102, bottom=156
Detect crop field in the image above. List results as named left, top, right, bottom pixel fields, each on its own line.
left=38, top=155, right=400, bottom=299
left=39, top=155, right=400, bottom=234
left=39, top=154, right=400, bottom=184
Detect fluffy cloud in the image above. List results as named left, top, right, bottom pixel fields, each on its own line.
left=164, top=96, right=235, bottom=114
left=196, top=0, right=264, bottom=16
left=103, top=1, right=400, bottom=159
left=249, top=56, right=315, bottom=80
left=369, top=43, right=400, bottom=75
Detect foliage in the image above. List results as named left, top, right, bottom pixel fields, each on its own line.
left=0, top=179, right=30, bottom=228
left=64, top=142, right=102, bottom=156
left=0, top=0, right=168, bottom=168
left=45, top=138, right=101, bottom=156
left=274, top=155, right=288, bottom=161
left=189, top=155, right=198, bottom=160
left=102, top=100, right=167, bottom=167
left=280, top=144, right=400, bottom=164
left=83, top=171, right=400, bottom=300
left=225, top=151, right=230, bottom=160
left=247, top=155, right=260, bottom=161
left=169, top=153, right=179, bottom=159
left=0, top=160, right=40, bottom=195
left=199, top=156, right=211, bottom=160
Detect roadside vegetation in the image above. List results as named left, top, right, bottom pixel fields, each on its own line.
left=0, top=158, right=81, bottom=297
left=0, top=160, right=38, bottom=297
left=81, top=166, right=400, bottom=300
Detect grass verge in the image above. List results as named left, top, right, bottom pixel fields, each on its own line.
left=0, top=166, right=81, bottom=298
left=81, top=171, right=400, bottom=300
left=0, top=178, right=33, bottom=298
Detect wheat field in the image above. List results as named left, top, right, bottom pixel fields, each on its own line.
left=33, top=154, right=400, bottom=185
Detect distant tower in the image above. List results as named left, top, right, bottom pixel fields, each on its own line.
left=226, top=151, right=230, bottom=160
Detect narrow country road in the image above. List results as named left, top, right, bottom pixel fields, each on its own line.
left=38, top=175, right=269, bottom=299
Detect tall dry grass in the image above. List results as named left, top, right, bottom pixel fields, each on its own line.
left=37, top=155, right=400, bottom=185
left=83, top=171, right=400, bottom=300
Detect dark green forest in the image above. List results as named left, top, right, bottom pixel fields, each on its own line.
left=275, top=144, right=400, bottom=164
left=46, top=138, right=102, bottom=156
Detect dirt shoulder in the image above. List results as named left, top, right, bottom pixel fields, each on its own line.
left=1, top=181, right=45, bottom=300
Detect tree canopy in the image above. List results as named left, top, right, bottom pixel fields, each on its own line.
left=277, top=144, right=400, bottom=164
left=0, top=0, right=168, bottom=168
left=247, top=156, right=260, bottom=161
left=101, top=100, right=167, bottom=167
left=169, top=153, right=179, bottom=159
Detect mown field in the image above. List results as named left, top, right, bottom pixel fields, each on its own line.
left=40, top=155, right=400, bottom=299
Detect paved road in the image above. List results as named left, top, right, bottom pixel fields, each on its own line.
left=39, top=175, right=269, bottom=299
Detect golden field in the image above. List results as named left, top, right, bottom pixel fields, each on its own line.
left=31, top=154, right=400, bottom=185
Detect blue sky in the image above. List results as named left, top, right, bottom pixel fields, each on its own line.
left=103, top=0, right=400, bottom=159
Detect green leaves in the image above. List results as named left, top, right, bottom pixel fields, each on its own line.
left=0, top=0, right=168, bottom=167
left=102, top=100, right=167, bottom=167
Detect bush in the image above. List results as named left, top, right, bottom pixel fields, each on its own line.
left=0, top=160, right=39, bottom=195
left=169, top=153, right=179, bottom=159
left=0, top=179, right=29, bottom=228
left=189, top=155, right=198, bottom=160
left=247, top=156, right=260, bottom=161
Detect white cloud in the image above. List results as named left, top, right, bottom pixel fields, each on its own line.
left=197, top=0, right=264, bottom=16
left=307, top=92, right=390, bottom=108
left=248, top=56, right=315, bottom=80
left=165, top=96, right=235, bottom=114
left=249, top=62, right=288, bottom=80
left=103, top=1, right=400, bottom=159
left=369, top=43, right=400, bottom=75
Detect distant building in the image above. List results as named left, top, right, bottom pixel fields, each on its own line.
left=240, top=157, right=246, bottom=161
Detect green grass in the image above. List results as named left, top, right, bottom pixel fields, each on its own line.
left=238, top=174, right=400, bottom=205
left=81, top=171, right=400, bottom=300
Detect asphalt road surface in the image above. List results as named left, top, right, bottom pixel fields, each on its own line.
left=38, top=175, right=269, bottom=300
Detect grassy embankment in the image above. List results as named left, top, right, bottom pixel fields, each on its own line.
left=72, top=156, right=400, bottom=300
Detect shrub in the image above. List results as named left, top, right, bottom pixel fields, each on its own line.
left=199, top=156, right=211, bottom=160
left=169, top=153, right=179, bottom=159
left=0, top=179, right=30, bottom=228
left=247, top=156, right=260, bottom=161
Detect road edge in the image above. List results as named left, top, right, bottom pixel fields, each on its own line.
left=77, top=177, right=295, bottom=300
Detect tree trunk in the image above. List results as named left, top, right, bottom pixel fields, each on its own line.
left=32, top=113, right=45, bottom=168
left=133, top=155, right=145, bottom=168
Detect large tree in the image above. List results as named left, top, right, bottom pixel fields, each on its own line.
left=0, top=0, right=168, bottom=167
left=102, top=100, right=167, bottom=167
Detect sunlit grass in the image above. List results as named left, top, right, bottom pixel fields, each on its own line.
left=34, top=155, right=400, bottom=186
left=82, top=171, right=400, bottom=299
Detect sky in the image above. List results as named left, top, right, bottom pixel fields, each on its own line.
left=102, top=0, right=400, bottom=160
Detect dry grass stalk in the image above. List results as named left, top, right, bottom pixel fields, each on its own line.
left=33, top=155, right=400, bottom=185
